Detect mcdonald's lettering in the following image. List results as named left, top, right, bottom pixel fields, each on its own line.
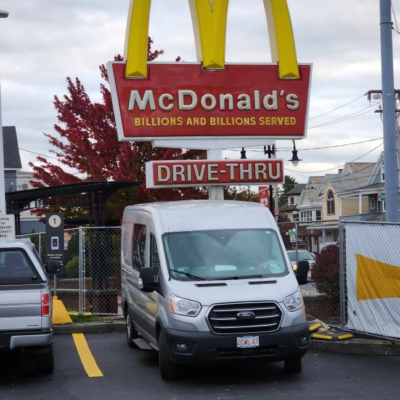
left=109, top=0, right=312, bottom=142
left=146, top=159, right=284, bottom=189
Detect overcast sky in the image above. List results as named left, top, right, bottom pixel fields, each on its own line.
left=0, top=0, right=399, bottom=184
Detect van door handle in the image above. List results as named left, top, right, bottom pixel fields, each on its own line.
left=122, top=267, right=132, bottom=276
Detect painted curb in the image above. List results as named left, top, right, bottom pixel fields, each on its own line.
left=54, top=323, right=400, bottom=356
left=310, top=338, right=400, bottom=356
left=54, top=322, right=125, bottom=335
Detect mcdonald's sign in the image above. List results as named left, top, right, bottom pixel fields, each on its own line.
left=108, top=0, right=312, bottom=142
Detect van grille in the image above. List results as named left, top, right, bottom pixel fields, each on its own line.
left=207, top=302, right=282, bottom=335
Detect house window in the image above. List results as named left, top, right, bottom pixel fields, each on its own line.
left=293, top=213, right=299, bottom=222
left=301, top=211, right=312, bottom=222
left=316, top=210, right=322, bottom=221
left=370, top=197, right=376, bottom=210
left=290, top=197, right=295, bottom=205
left=381, top=165, right=385, bottom=182
left=327, top=190, right=335, bottom=215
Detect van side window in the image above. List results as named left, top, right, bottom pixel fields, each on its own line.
left=150, top=235, right=160, bottom=282
left=133, top=224, right=146, bottom=270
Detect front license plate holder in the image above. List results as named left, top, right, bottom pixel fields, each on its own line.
left=237, top=336, right=259, bottom=349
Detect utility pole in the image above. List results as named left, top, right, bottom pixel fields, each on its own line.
left=379, top=0, right=399, bottom=222
left=264, top=145, right=275, bottom=217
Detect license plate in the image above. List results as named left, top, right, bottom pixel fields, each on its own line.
left=237, top=336, right=259, bottom=348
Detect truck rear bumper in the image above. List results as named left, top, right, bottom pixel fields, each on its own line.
left=0, top=330, right=52, bottom=351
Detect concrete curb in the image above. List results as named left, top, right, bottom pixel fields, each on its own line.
left=54, top=323, right=400, bottom=356
left=54, top=322, right=125, bottom=335
left=310, top=338, right=400, bottom=356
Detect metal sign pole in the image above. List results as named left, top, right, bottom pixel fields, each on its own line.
left=207, top=149, right=224, bottom=200
left=0, top=84, right=7, bottom=214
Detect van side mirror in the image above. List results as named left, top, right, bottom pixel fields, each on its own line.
left=139, top=267, right=159, bottom=293
left=45, top=261, right=62, bottom=274
left=296, top=261, right=309, bottom=285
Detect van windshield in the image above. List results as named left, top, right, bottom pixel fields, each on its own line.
left=163, top=229, right=288, bottom=281
left=0, top=249, right=41, bottom=285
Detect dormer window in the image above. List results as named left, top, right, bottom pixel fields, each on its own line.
left=327, top=190, right=335, bottom=215
left=290, top=197, right=295, bottom=206
left=381, top=165, right=385, bottom=182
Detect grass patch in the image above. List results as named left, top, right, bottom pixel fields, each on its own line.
left=69, top=315, right=103, bottom=323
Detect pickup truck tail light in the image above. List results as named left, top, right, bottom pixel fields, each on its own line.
left=42, top=293, right=50, bottom=316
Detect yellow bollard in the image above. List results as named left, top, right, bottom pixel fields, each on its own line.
left=52, top=296, right=72, bottom=325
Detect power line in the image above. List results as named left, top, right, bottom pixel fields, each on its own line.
left=308, top=105, right=380, bottom=130
left=309, top=94, right=366, bottom=121
left=19, top=148, right=58, bottom=160
left=284, top=142, right=383, bottom=174
left=392, top=0, right=400, bottom=34
left=246, top=137, right=383, bottom=159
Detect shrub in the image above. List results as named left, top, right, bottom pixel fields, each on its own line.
left=65, top=255, right=79, bottom=279
left=311, top=244, right=340, bottom=303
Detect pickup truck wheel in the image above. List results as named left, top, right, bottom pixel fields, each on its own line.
left=284, top=357, right=302, bottom=373
left=158, top=330, right=180, bottom=380
left=37, top=344, right=54, bottom=374
left=126, top=314, right=139, bottom=348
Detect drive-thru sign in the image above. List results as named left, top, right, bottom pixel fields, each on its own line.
left=146, top=159, right=284, bottom=188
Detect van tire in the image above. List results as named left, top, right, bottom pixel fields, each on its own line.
left=126, top=314, right=140, bottom=348
left=158, top=330, right=180, bottom=380
left=37, top=344, right=54, bottom=374
left=284, top=357, right=302, bottom=373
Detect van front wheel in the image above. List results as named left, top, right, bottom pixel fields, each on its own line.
left=284, top=357, right=302, bottom=373
left=158, top=330, right=181, bottom=380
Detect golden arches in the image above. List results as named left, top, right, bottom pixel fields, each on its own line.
left=124, top=0, right=299, bottom=79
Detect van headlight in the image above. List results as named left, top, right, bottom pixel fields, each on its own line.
left=169, top=293, right=201, bottom=317
left=284, top=289, right=304, bottom=312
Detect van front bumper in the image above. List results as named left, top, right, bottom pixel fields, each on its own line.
left=0, top=330, right=52, bottom=351
left=164, top=323, right=309, bottom=365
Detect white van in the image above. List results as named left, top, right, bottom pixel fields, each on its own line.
left=121, top=201, right=309, bottom=380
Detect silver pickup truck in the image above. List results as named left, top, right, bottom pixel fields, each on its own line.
left=0, top=239, right=60, bottom=373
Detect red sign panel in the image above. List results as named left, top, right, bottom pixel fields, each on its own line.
left=259, top=186, right=271, bottom=210
left=108, top=62, right=312, bottom=141
left=146, top=159, right=284, bottom=188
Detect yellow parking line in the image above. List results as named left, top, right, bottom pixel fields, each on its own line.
left=72, top=333, right=103, bottom=378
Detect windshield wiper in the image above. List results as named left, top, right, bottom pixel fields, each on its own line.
left=169, top=269, right=205, bottom=281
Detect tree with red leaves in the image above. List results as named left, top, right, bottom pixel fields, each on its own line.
left=29, top=39, right=208, bottom=221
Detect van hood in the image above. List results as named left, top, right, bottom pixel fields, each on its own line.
left=164, top=273, right=300, bottom=306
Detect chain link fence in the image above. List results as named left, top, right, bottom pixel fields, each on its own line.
left=342, top=221, right=400, bottom=340
left=19, top=220, right=400, bottom=340
left=17, top=227, right=122, bottom=316
left=278, top=220, right=341, bottom=327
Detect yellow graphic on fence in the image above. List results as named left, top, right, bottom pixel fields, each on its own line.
left=356, top=254, right=400, bottom=301
left=124, top=0, right=299, bottom=79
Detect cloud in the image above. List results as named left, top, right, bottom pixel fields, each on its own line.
left=0, top=0, right=398, bottom=184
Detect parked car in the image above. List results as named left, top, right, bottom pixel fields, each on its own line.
left=121, top=201, right=310, bottom=380
left=0, top=239, right=60, bottom=373
left=287, top=250, right=315, bottom=280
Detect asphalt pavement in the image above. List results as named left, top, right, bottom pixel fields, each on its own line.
left=0, top=332, right=399, bottom=400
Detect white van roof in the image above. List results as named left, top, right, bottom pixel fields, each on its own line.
left=126, top=200, right=277, bottom=233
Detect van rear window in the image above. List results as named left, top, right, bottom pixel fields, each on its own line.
left=0, top=249, right=42, bottom=285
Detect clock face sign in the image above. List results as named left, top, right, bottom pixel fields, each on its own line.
left=49, top=215, right=62, bottom=228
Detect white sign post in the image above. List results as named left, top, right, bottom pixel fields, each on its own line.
left=0, top=214, right=15, bottom=240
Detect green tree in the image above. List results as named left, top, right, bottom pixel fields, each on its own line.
left=279, top=175, right=298, bottom=207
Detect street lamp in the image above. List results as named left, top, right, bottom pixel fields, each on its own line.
left=240, top=148, right=247, bottom=159
left=289, top=140, right=302, bottom=167
left=0, top=10, right=9, bottom=18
